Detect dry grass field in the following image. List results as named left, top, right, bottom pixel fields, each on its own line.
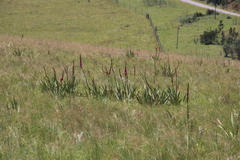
left=1, top=0, right=240, bottom=159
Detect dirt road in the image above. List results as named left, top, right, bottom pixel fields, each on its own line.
left=180, top=0, right=240, bottom=17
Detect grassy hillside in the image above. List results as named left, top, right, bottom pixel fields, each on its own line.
left=1, top=0, right=240, bottom=159
left=0, top=0, right=156, bottom=50
left=118, top=0, right=240, bottom=56
left=1, top=35, right=240, bottom=159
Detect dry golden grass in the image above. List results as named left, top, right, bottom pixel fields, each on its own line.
left=0, top=35, right=158, bottom=57
left=1, top=34, right=240, bottom=159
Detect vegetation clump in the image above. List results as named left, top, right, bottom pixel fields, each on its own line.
left=200, top=20, right=224, bottom=45
left=199, top=20, right=240, bottom=59
left=180, top=12, right=205, bottom=25
left=222, top=27, right=240, bottom=58
left=206, top=9, right=219, bottom=16
left=142, top=0, right=174, bottom=7
left=40, top=54, right=186, bottom=105
left=41, top=62, right=79, bottom=97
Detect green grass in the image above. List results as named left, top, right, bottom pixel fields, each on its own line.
left=0, top=0, right=156, bottom=50
left=1, top=0, right=240, bottom=159
left=1, top=36, right=240, bottom=159
left=118, top=0, right=240, bottom=56
left=1, top=0, right=239, bottom=55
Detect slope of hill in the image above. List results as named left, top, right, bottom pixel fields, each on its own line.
left=0, top=0, right=156, bottom=50
left=1, top=0, right=240, bottom=159
left=118, top=0, right=240, bottom=56
left=1, top=34, right=240, bottom=159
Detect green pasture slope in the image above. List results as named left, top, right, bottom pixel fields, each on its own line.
left=0, top=0, right=156, bottom=50
left=1, top=0, right=240, bottom=159
left=119, top=0, right=240, bottom=57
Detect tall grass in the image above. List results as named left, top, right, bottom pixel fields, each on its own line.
left=41, top=61, right=79, bottom=97
left=1, top=0, right=240, bottom=158
left=1, top=37, right=240, bottom=159
left=40, top=52, right=186, bottom=104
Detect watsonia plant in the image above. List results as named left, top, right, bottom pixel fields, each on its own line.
left=137, top=79, right=169, bottom=106
left=137, top=72, right=186, bottom=106
left=150, top=46, right=161, bottom=83
left=161, top=56, right=179, bottom=77
left=41, top=61, right=79, bottom=97
left=84, top=60, right=139, bottom=101
left=12, top=47, right=26, bottom=56
left=83, top=71, right=112, bottom=98
left=166, top=75, right=185, bottom=105
left=113, top=64, right=139, bottom=101
left=83, top=58, right=113, bottom=98
left=40, top=54, right=187, bottom=105
left=125, top=48, right=137, bottom=58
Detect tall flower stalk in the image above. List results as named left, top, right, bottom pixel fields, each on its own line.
left=41, top=61, right=79, bottom=97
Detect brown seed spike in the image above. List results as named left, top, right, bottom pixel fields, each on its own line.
left=79, top=55, right=83, bottom=69
left=134, top=66, right=136, bottom=78
left=187, top=83, right=190, bottom=105
left=52, top=67, right=57, bottom=79
left=43, top=67, right=49, bottom=79
left=72, top=60, right=75, bottom=75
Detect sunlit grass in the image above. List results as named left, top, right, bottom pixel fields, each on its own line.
left=0, top=0, right=156, bottom=50
left=1, top=37, right=240, bottom=159
left=1, top=0, right=240, bottom=159
left=118, top=0, right=240, bottom=56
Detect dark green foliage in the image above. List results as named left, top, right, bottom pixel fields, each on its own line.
left=207, top=0, right=222, bottom=18
left=180, top=16, right=199, bottom=24
left=218, top=20, right=224, bottom=32
left=142, top=0, right=174, bottom=7
left=180, top=12, right=204, bottom=24
left=222, top=27, right=239, bottom=58
left=200, top=20, right=224, bottom=45
left=233, top=40, right=240, bottom=59
left=223, top=39, right=240, bottom=59
left=221, top=0, right=228, bottom=6
left=201, top=0, right=237, bottom=7
left=206, top=9, right=219, bottom=20
left=225, top=27, right=238, bottom=44
left=200, top=29, right=220, bottom=45
left=207, top=0, right=222, bottom=6
left=206, top=9, right=219, bottom=15
left=193, top=12, right=204, bottom=17
left=223, top=43, right=234, bottom=57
